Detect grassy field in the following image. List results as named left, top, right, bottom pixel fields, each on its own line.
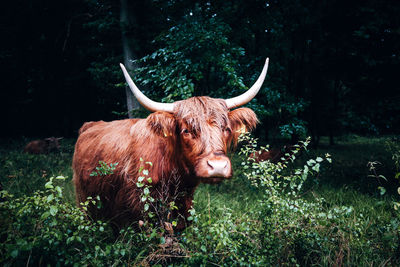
left=0, top=135, right=399, bottom=265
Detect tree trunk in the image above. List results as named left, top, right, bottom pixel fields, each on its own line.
left=120, top=0, right=139, bottom=118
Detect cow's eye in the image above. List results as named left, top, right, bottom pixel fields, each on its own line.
left=182, top=129, right=190, bottom=135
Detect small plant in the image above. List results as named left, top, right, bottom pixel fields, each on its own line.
left=136, top=158, right=182, bottom=233
left=90, top=161, right=118, bottom=176
left=137, top=158, right=156, bottom=223
left=367, top=161, right=388, bottom=196
left=135, top=158, right=187, bottom=265
left=386, top=138, right=400, bottom=211
left=239, top=133, right=331, bottom=196
left=368, top=137, right=400, bottom=209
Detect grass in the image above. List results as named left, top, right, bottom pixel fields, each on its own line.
left=0, top=137, right=75, bottom=203
left=0, top=135, right=399, bottom=265
left=307, top=135, right=396, bottom=192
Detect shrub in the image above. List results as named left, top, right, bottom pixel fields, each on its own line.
left=0, top=176, right=154, bottom=266
left=240, top=133, right=398, bottom=266
left=181, top=133, right=396, bottom=266
left=368, top=137, right=400, bottom=263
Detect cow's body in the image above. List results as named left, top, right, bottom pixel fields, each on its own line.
left=73, top=59, right=269, bottom=231
left=24, top=137, right=62, bottom=154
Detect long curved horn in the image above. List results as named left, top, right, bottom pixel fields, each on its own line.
left=225, top=58, right=269, bottom=109
left=120, top=63, right=175, bottom=113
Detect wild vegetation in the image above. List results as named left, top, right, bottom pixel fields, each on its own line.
left=1, top=0, right=399, bottom=265
left=0, top=135, right=399, bottom=266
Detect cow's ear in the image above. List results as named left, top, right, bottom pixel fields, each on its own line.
left=228, top=108, right=258, bottom=144
left=146, top=112, right=176, bottom=137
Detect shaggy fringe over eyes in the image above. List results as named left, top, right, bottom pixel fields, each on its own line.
left=174, top=97, right=229, bottom=133
left=173, top=97, right=258, bottom=148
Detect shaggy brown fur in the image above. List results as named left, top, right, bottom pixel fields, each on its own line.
left=73, top=96, right=258, bottom=230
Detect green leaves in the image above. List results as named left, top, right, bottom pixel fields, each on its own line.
left=50, top=205, right=58, bottom=216
left=133, top=17, right=247, bottom=102
left=143, top=187, right=150, bottom=196
left=0, top=173, right=151, bottom=266
left=46, top=194, right=54, bottom=203
left=45, top=180, right=54, bottom=189
left=137, top=161, right=155, bottom=225
left=90, top=161, right=118, bottom=177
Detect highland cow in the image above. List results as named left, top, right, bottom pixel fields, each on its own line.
left=72, top=59, right=269, bottom=230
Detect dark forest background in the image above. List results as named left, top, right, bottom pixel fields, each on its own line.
left=1, top=0, right=399, bottom=143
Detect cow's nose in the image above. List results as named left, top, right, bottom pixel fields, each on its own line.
left=207, top=159, right=229, bottom=177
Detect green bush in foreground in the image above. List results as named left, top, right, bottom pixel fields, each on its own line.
left=0, top=176, right=153, bottom=266
left=182, top=134, right=399, bottom=266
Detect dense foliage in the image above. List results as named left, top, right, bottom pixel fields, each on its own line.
left=1, top=0, right=399, bottom=140
left=133, top=17, right=246, bottom=102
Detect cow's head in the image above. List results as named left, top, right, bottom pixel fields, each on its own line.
left=121, top=59, right=269, bottom=183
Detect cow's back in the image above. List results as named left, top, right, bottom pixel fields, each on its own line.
left=73, top=118, right=140, bottom=180
left=24, top=140, right=47, bottom=154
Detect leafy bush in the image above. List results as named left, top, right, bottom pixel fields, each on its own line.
left=132, top=16, right=246, bottom=104
left=180, top=134, right=398, bottom=266
left=241, top=134, right=399, bottom=265
left=368, top=137, right=400, bottom=263
left=0, top=176, right=158, bottom=266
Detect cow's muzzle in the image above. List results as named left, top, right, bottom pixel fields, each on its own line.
left=206, top=158, right=230, bottom=177
left=196, top=153, right=232, bottom=181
